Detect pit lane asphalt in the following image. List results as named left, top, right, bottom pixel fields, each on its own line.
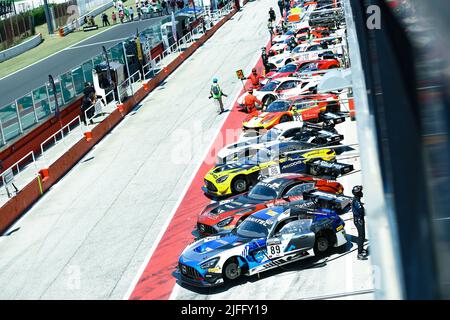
left=0, top=0, right=273, bottom=299
left=0, top=17, right=164, bottom=108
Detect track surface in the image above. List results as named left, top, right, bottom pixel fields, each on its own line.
left=0, top=0, right=374, bottom=300
left=0, top=1, right=272, bottom=299
left=0, top=17, right=164, bottom=108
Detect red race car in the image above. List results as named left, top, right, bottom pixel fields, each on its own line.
left=242, top=93, right=341, bottom=131
left=197, top=174, right=347, bottom=236
left=294, top=59, right=341, bottom=74
left=264, top=63, right=303, bottom=83
left=263, top=59, right=340, bottom=86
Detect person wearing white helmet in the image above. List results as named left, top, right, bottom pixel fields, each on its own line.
left=209, top=78, right=227, bottom=114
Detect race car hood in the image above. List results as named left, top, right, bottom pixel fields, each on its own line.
left=268, top=52, right=289, bottom=64
left=243, top=112, right=282, bottom=128
left=269, top=43, right=288, bottom=53
left=208, top=162, right=257, bottom=179
left=272, top=35, right=290, bottom=43
left=201, top=196, right=261, bottom=217
left=180, top=235, right=253, bottom=263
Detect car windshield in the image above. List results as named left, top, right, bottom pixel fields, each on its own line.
left=260, top=80, right=280, bottom=92
left=266, top=100, right=290, bottom=112
left=293, top=100, right=317, bottom=110
left=279, top=64, right=298, bottom=73
left=248, top=184, right=278, bottom=200
left=292, top=46, right=304, bottom=53
left=299, top=63, right=319, bottom=72
left=236, top=217, right=271, bottom=238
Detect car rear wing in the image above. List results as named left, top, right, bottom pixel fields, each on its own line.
left=307, top=158, right=354, bottom=178
left=319, top=111, right=349, bottom=125
left=302, top=190, right=352, bottom=213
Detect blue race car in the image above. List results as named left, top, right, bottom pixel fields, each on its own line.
left=177, top=202, right=347, bottom=287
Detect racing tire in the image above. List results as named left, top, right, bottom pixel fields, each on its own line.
left=279, top=115, right=292, bottom=123
left=285, top=59, right=292, bottom=65
left=223, top=259, right=242, bottom=281
left=314, top=235, right=330, bottom=256
left=263, top=95, right=276, bottom=107
left=231, top=176, right=248, bottom=194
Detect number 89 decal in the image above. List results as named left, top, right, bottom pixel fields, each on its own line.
left=267, top=244, right=283, bottom=258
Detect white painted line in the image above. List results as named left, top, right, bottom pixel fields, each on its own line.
left=0, top=26, right=120, bottom=82
left=123, top=44, right=262, bottom=301
left=0, top=17, right=163, bottom=82
left=64, top=38, right=128, bottom=50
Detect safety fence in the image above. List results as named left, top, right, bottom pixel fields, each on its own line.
left=0, top=150, right=37, bottom=198
left=0, top=4, right=234, bottom=206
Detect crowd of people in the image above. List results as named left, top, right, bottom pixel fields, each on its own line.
left=110, top=0, right=184, bottom=24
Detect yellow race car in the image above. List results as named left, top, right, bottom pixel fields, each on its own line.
left=202, top=145, right=353, bottom=198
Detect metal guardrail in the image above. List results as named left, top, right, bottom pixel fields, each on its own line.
left=84, top=89, right=116, bottom=123
left=40, top=116, right=83, bottom=155
left=1, top=150, right=37, bottom=198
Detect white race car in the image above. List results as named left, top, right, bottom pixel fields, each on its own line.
left=217, top=122, right=307, bottom=163
left=268, top=40, right=343, bottom=70
left=237, top=77, right=320, bottom=107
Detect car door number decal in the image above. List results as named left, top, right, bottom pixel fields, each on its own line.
left=268, top=165, right=281, bottom=176
left=268, top=244, right=283, bottom=258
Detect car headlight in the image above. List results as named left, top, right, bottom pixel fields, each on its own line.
left=216, top=175, right=229, bottom=183
left=200, top=257, right=220, bottom=269
left=216, top=217, right=234, bottom=228
left=275, top=59, right=284, bottom=64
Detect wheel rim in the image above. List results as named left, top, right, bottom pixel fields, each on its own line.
left=225, top=263, right=240, bottom=280
left=234, top=179, right=247, bottom=192
left=317, top=237, right=329, bottom=252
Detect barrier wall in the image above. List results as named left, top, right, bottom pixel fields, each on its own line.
left=0, top=7, right=239, bottom=234
left=0, top=33, right=43, bottom=63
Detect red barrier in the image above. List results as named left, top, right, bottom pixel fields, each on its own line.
left=0, top=8, right=239, bottom=235
left=0, top=98, right=82, bottom=174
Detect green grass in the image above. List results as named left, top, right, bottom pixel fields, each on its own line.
left=0, top=4, right=127, bottom=79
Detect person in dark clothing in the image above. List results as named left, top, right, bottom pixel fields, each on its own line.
left=261, top=47, right=270, bottom=74
left=102, top=13, right=110, bottom=26
left=81, top=82, right=96, bottom=125
left=352, top=185, right=368, bottom=260
left=268, top=7, right=276, bottom=22
left=277, top=0, right=284, bottom=17
left=283, top=0, right=290, bottom=18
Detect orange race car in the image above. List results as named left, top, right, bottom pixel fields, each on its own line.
left=242, top=94, right=341, bottom=131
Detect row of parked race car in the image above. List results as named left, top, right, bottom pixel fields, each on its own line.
left=176, top=0, right=355, bottom=288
